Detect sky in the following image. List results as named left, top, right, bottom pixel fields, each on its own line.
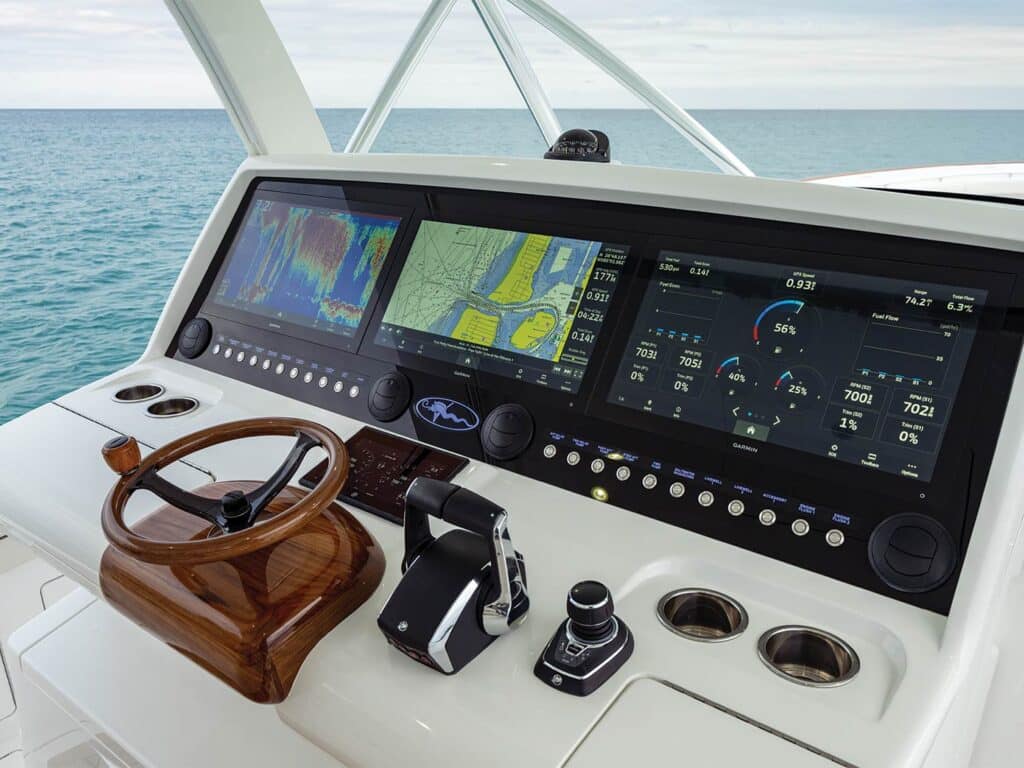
left=0, top=0, right=1022, bottom=109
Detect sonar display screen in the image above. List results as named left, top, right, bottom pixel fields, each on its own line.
left=213, top=197, right=401, bottom=338
left=375, top=220, right=628, bottom=393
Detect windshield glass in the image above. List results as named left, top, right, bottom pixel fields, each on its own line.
left=263, top=0, right=1023, bottom=185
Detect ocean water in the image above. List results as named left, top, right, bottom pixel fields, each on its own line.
left=0, top=108, right=1021, bottom=424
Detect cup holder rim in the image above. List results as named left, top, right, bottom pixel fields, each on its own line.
left=145, top=397, right=199, bottom=419
left=656, top=587, right=749, bottom=643
left=111, top=384, right=166, bottom=404
left=756, top=624, right=861, bottom=688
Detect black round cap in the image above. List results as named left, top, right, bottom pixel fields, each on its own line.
left=480, top=403, right=534, bottom=461
left=567, top=580, right=615, bottom=641
left=220, top=490, right=251, bottom=520
left=869, top=513, right=957, bottom=593
left=177, top=317, right=212, bottom=359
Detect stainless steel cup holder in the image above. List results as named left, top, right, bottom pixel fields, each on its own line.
left=112, top=384, right=165, bottom=403
left=757, top=626, right=860, bottom=687
left=657, top=588, right=749, bottom=642
left=145, top=397, right=199, bottom=418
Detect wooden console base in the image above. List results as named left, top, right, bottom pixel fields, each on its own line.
left=100, top=482, right=385, bottom=703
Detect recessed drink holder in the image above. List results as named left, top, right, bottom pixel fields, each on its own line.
left=112, top=384, right=165, bottom=403
left=657, top=588, right=748, bottom=642
left=757, top=626, right=860, bottom=687
left=145, top=397, right=199, bottom=418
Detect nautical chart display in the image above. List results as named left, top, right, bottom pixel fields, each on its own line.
left=213, top=196, right=402, bottom=338
left=375, top=220, right=629, bottom=393
left=606, top=249, right=988, bottom=481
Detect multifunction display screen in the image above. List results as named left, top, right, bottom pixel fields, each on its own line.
left=607, top=250, right=987, bottom=481
left=213, top=196, right=401, bottom=338
left=376, top=220, right=628, bottom=392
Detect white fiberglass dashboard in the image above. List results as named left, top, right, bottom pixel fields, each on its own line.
left=1, top=155, right=1023, bottom=768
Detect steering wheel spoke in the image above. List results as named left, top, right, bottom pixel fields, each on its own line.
left=242, top=432, right=322, bottom=527
left=134, top=469, right=226, bottom=529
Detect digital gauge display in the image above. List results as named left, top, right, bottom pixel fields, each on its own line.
left=607, top=250, right=988, bottom=481
left=376, top=220, right=628, bottom=393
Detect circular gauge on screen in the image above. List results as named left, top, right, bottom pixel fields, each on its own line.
left=772, top=366, right=826, bottom=411
left=753, top=299, right=817, bottom=357
left=715, top=355, right=760, bottom=399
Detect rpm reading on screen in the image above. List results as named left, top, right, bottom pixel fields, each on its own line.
left=606, top=250, right=988, bottom=481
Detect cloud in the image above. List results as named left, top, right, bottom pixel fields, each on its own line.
left=0, top=0, right=1021, bottom=108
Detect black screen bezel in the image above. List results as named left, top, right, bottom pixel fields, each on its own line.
left=588, top=232, right=1012, bottom=509
left=361, top=206, right=644, bottom=411
left=203, top=187, right=414, bottom=354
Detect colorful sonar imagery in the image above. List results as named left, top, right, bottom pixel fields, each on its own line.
left=382, top=221, right=602, bottom=361
left=215, top=199, right=400, bottom=336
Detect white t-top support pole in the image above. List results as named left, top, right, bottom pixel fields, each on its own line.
left=507, top=0, right=754, bottom=176
left=471, top=0, right=563, bottom=148
left=164, top=0, right=330, bottom=155
left=345, top=0, right=460, bottom=154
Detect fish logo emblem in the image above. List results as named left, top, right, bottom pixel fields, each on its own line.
left=414, top=397, right=480, bottom=432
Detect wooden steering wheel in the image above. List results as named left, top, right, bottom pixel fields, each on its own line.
left=101, top=417, right=347, bottom=565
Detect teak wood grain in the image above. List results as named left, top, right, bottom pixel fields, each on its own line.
left=100, top=481, right=385, bottom=703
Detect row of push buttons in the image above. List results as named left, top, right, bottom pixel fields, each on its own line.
left=542, top=442, right=846, bottom=548
left=211, top=343, right=362, bottom=399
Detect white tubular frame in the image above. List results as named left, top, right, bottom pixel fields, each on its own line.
left=471, top=0, right=562, bottom=147
left=344, top=0, right=460, bottom=154
left=506, top=0, right=753, bottom=175
left=165, top=0, right=329, bottom=155
left=168, top=0, right=752, bottom=175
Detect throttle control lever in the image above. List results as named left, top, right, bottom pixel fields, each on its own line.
left=378, top=478, right=528, bottom=673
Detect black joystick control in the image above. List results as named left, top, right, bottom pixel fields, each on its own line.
left=534, top=580, right=634, bottom=697
left=567, top=580, right=615, bottom=643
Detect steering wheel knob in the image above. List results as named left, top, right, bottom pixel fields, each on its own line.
left=102, top=435, right=141, bottom=476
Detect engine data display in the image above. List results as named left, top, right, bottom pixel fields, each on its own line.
left=213, top=197, right=401, bottom=338
left=376, top=220, right=628, bottom=392
left=607, top=250, right=988, bottom=481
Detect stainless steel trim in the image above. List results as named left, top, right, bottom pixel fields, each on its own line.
left=481, top=511, right=526, bottom=636
left=568, top=593, right=609, bottom=610
left=565, top=616, right=619, bottom=649
left=757, top=625, right=861, bottom=688
left=427, top=577, right=481, bottom=674
left=471, top=0, right=562, bottom=146
left=144, top=397, right=199, bottom=418
left=345, top=0, right=459, bottom=153
left=541, top=624, right=631, bottom=681
left=657, top=588, right=749, bottom=643
left=111, top=384, right=165, bottom=403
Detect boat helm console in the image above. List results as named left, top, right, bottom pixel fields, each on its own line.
left=173, top=176, right=1021, bottom=616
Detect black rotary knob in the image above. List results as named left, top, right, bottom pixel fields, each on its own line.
left=480, top=403, right=534, bottom=461
left=367, top=371, right=411, bottom=422
left=567, top=580, right=615, bottom=643
left=177, top=317, right=212, bottom=359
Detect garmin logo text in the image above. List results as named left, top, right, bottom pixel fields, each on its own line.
left=732, top=442, right=759, bottom=454
left=414, top=397, right=480, bottom=432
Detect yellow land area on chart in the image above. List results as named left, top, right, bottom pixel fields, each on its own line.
left=510, top=310, right=557, bottom=350
left=451, top=307, right=500, bottom=346
left=487, top=234, right=551, bottom=305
